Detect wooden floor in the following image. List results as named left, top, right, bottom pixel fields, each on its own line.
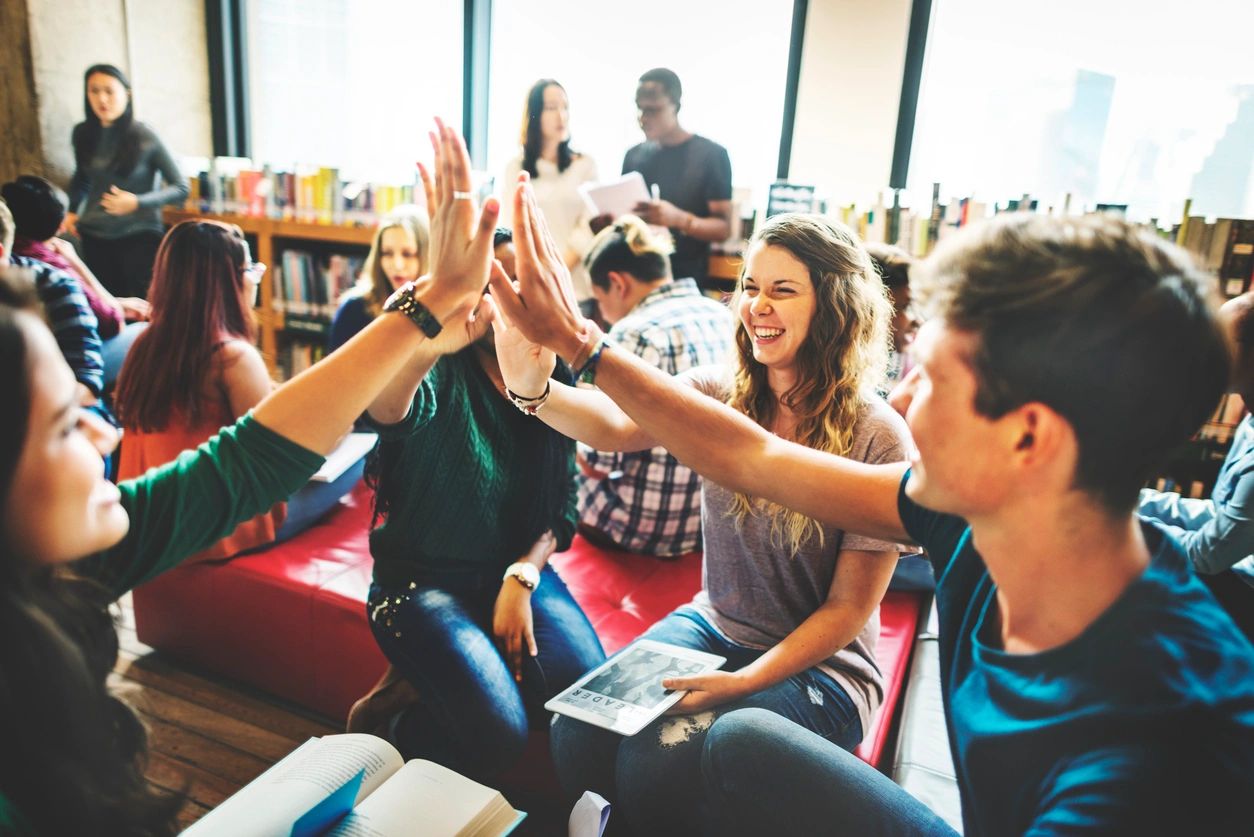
left=112, top=592, right=339, bottom=831
left=112, top=594, right=566, bottom=834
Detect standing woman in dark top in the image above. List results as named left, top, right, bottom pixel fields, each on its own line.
left=65, top=64, right=189, bottom=299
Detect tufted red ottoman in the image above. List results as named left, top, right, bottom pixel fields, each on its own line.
left=133, top=482, right=922, bottom=772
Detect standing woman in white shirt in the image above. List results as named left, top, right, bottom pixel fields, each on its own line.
left=501, top=79, right=599, bottom=317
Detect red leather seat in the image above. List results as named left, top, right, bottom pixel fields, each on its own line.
left=133, top=482, right=922, bottom=770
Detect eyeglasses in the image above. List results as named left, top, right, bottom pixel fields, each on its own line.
left=242, top=262, right=267, bottom=284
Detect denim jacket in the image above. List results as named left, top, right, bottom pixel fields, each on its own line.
left=1139, top=414, right=1254, bottom=587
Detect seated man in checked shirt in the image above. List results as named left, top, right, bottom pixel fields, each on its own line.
left=577, top=215, right=733, bottom=557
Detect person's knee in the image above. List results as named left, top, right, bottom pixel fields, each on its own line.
left=463, top=704, right=529, bottom=777
left=701, top=708, right=783, bottom=792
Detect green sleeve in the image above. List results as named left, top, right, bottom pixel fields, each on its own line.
left=0, top=791, right=37, bottom=836
left=78, top=414, right=324, bottom=596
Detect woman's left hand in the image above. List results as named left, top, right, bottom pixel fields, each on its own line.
left=663, top=669, right=753, bottom=714
left=100, top=186, right=139, bottom=215
left=493, top=578, right=538, bottom=683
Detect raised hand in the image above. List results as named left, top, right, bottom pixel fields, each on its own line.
left=485, top=262, right=556, bottom=397
left=487, top=174, right=592, bottom=364
left=415, top=118, right=500, bottom=311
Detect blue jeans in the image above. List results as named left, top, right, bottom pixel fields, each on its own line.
left=368, top=564, right=605, bottom=781
left=102, top=321, right=147, bottom=388
left=550, top=606, right=864, bottom=836
left=273, top=456, right=365, bottom=544
left=701, top=708, right=959, bottom=836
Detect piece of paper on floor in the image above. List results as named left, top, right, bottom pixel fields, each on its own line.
left=568, top=790, right=611, bottom=837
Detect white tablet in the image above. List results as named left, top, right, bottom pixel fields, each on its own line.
left=545, top=639, right=726, bottom=736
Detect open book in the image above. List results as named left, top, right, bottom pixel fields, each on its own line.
left=183, top=734, right=525, bottom=837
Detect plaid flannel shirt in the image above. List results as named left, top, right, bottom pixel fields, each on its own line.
left=579, top=278, right=734, bottom=556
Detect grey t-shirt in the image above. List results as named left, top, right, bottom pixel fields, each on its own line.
left=685, top=366, right=916, bottom=734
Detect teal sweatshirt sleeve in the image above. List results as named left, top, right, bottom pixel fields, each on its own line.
left=78, top=413, right=324, bottom=596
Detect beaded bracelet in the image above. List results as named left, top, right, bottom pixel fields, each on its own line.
left=506, top=380, right=551, bottom=416
left=573, top=338, right=610, bottom=385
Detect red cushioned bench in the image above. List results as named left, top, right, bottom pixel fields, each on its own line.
left=133, top=482, right=923, bottom=772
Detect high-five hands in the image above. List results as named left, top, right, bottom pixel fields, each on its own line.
left=487, top=173, right=594, bottom=364
left=414, top=118, right=501, bottom=318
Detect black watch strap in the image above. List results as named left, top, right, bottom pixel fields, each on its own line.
left=383, top=281, right=443, bottom=339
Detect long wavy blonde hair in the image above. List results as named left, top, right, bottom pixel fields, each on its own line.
left=726, top=214, right=892, bottom=553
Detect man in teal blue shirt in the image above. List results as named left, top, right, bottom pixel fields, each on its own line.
left=489, top=208, right=1254, bottom=835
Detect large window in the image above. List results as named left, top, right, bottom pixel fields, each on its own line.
left=246, top=0, right=463, bottom=183
left=485, top=0, right=794, bottom=208
left=908, top=0, right=1254, bottom=222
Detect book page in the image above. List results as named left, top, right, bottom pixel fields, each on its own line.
left=328, top=760, right=522, bottom=837
left=311, top=432, right=376, bottom=483
left=183, top=734, right=403, bottom=836
left=578, top=172, right=650, bottom=219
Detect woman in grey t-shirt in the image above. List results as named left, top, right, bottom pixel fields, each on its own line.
left=66, top=64, right=188, bottom=299
left=495, top=212, right=916, bottom=835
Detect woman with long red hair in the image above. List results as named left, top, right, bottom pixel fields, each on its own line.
left=114, top=220, right=358, bottom=557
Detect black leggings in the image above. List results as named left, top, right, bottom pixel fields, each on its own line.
left=81, top=231, right=164, bottom=298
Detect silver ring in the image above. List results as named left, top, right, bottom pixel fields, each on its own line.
left=452, top=191, right=472, bottom=200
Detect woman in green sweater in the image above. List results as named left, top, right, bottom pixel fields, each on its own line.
left=346, top=224, right=606, bottom=781
left=0, top=122, right=500, bottom=836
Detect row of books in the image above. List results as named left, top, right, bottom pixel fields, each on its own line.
left=824, top=185, right=1253, bottom=295
left=274, top=250, right=365, bottom=320
left=1177, top=214, right=1254, bottom=297
left=1197, top=392, right=1247, bottom=446
left=274, top=341, right=326, bottom=382
left=186, top=159, right=420, bottom=226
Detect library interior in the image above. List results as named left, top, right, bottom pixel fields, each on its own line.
left=1, top=0, right=1252, bottom=835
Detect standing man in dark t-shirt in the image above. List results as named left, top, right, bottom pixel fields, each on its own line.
left=621, top=68, right=732, bottom=289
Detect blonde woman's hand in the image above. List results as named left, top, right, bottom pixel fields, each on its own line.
left=487, top=175, right=591, bottom=364
left=663, top=669, right=754, bottom=714
left=485, top=263, right=556, bottom=398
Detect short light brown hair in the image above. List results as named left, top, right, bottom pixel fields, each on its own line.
left=917, top=213, right=1229, bottom=513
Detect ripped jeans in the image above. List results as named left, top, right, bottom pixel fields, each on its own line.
left=549, top=606, right=862, bottom=837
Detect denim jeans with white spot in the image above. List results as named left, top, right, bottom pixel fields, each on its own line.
left=549, top=606, right=861, bottom=836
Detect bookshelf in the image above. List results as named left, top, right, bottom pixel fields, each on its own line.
left=165, top=208, right=744, bottom=376
left=163, top=208, right=374, bottom=376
